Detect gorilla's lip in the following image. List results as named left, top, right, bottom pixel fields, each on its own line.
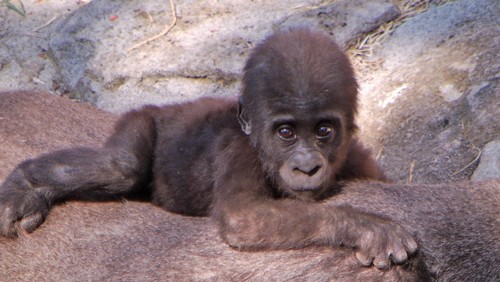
left=288, top=184, right=323, bottom=191
left=282, top=176, right=326, bottom=192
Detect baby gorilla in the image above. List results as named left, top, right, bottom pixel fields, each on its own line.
left=0, top=29, right=416, bottom=268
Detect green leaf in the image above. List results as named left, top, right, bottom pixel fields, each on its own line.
left=4, top=0, right=26, bottom=17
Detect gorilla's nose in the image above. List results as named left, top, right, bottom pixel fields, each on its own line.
left=280, top=150, right=328, bottom=191
left=294, top=163, right=322, bottom=177
left=291, top=152, right=323, bottom=177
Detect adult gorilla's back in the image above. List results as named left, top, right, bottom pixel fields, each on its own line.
left=2, top=180, right=498, bottom=281
left=0, top=200, right=428, bottom=281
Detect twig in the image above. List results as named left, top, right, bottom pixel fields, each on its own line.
left=33, top=15, right=58, bottom=32
left=127, top=0, right=177, bottom=52
left=32, top=77, right=47, bottom=85
left=452, top=145, right=482, bottom=176
left=407, top=160, right=415, bottom=184
left=21, top=33, right=47, bottom=39
left=375, top=147, right=384, bottom=161
left=143, top=11, right=154, bottom=28
left=347, top=0, right=444, bottom=73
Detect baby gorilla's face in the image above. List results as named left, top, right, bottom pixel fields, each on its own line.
left=237, top=28, right=358, bottom=199
left=253, top=105, right=350, bottom=199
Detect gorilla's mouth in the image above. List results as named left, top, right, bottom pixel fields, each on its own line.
left=288, top=183, right=323, bottom=192
left=294, top=165, right=321, bottom=177
left=279, top=165, right=329, bottom=192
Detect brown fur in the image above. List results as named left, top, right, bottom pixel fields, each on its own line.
left=0, top=91, right=427, bottom=281
left=0, top=91, right=117, bottom=181
left=1, top=91, right=499, bottom=281
left=0, top=199, right=431, bottom=281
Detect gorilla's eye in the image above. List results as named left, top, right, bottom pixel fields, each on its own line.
left=316, top=124, right=334, bottom=139
left=277, top=126, right=296, bottom=140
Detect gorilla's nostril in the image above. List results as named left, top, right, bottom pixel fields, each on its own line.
left=293, top=165, right=321, bottom=177
left=307, top=166, right=321, bottom=176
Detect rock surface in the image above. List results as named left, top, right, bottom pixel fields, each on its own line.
left=472, top=140, right=500, bottom=181
left=0, top=0, right=498, bottom=183
left=47, top=0, right=400, bottom=113
left=356, top=0, right=500, bottom=183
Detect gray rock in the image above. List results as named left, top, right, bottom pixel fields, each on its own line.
left=279, top=0, right=400, bottom=47
left=378, top=0, right=500, bottom=70
left=356, top=0, right=500, bottom=183
left=48, top=0, right=400, bottom=113
left=472, top=140, right=500, bottom=181
left=1, top=0, right=498, bottom=184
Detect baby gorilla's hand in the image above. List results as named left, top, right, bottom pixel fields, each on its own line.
left=341, top=209, right=418, bottom=269
left=0, top=181, right=49, bottom=237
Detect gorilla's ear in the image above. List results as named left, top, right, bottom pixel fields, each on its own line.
left=237, top=98, right=252, bottom=135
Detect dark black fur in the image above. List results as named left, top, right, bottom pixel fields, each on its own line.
left=0, top=29, right=416, bottom=268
